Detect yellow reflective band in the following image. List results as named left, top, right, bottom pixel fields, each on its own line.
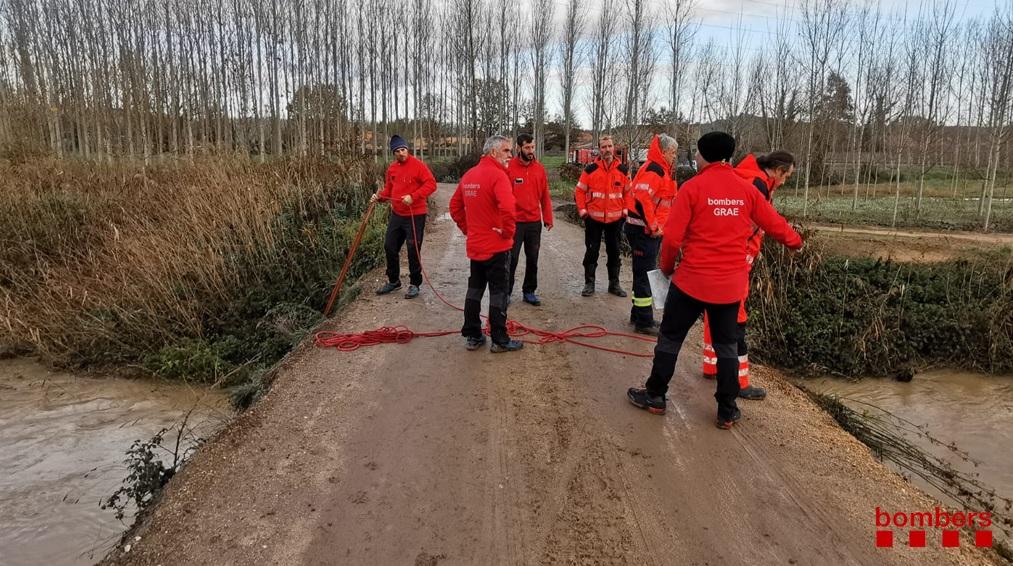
left=632, top=296, right=653, bottom=307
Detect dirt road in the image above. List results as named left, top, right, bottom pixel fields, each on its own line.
left=108, top=185, right=1000, bottom=565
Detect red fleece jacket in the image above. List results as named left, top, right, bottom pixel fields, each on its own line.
left=378, top=154, right=437, bottom=216
left=506, top=156, right=553, bottom=225
left=660, top=162, right=802, bottom=304
left=450, top=156, right=517, bottom=261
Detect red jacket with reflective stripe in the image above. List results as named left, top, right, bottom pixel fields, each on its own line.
left=378, top=154, right=438, bottom=216
left=507, top=156, right=553, bottom=225
left=659, top=162, right=802, bottom=304
left=626, top=135, right=677, bottom=234
left=450, top=156, right=517, bottom=261
left=575, top=157, right=629, bottom=224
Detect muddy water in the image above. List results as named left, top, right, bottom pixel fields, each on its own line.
left=0, top=358, right=230, bottom=566
left=801, top=370, right=1013, bottom=515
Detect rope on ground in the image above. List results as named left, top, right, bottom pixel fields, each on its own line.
left=317, top=197, right=655, bottom=358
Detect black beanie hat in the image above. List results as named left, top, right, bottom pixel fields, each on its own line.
left=697, top=132, right=736, bottom=163
left=390, top=135, right=409, bottom=152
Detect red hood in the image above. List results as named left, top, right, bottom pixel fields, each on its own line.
left=734, top=154, right=773, bottom=190
left=645, top=135, right=672, bottom=176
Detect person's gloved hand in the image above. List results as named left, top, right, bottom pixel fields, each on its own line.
left=544, top=222, right=553, bottom=231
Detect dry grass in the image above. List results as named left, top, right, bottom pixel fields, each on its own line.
left=0, top=156, right=382, bottom=372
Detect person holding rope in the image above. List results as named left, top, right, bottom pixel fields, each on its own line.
left=700, top=151, right=797, bottom=401
left=626, top=132, right=803, bottom=429
left=449, top=135, right=524, bottom=353
left=371, top=135, right=437, bottom=299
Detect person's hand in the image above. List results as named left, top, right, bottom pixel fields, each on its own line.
left=544, top=222, right=553, bottom=231
left=402, top=195, right=413, bottom=206
left=652, top=227, right=663, bottom=237
left=579, top=209, right=588, bottom=219
left=370, top=193, right=380, bottom=203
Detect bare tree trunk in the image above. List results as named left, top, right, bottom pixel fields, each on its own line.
left=590, top=2, right=616, bottom=141
left=530, top=0, right=554, bottom=155
left=560, top=0, right=583, bottom=160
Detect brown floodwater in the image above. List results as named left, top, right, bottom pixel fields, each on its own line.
left=0, top=358, right=230, bottom=566
left=801, top=370, right=1013, bottom=523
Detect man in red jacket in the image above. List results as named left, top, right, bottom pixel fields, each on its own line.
left=575, top=135, right=629, bottom=297
left=449, top=135, right=524, bottom=353
left=507, top=133, right=553, bottom=306
left=371, top=135, right=437, bottom=299
left=700, top=151, right=797, bottom=401
left=626, top=132, right=803, bottom=429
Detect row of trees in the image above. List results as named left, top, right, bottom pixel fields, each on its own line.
left=1, top=0, right=1011, bottom=225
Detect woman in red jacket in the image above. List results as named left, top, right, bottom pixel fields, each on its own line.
left=626, top=132, right=803, bottom=429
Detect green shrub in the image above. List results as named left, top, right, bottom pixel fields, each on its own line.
left=750, top=237, right=1013, bottom=377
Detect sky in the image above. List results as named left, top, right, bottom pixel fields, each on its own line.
left=535, top=0, right=1006, bottom=129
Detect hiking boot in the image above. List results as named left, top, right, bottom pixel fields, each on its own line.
left=490, top=340, right=524, bottom=353
left=738, top=384, right=767, bottom=400
left=715, top=408, right=742, bottom=429
left=376, top=281, right=401, bottom=295
left=465, top=336, right=486, bottom=351
left=627, top=387, right=666, bottom=415
left=523, top=292, right=541, bottom=306
left=581, top=282, right=595, bottom=297
left=608, top=282, right=627, bottom=297
left=404, top=284, right=420, bottom=299
left=633, top=321, right=660, bottom=336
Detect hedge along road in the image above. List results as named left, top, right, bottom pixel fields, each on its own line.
left=104, top=184, right=1001, bottom=566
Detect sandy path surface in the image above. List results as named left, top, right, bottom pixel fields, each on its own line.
left=106, top=185, right=1000, bottom=565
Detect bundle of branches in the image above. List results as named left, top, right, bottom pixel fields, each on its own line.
left=749, top=230, right=1013, bottom=377
left=810, top=391, right=1012, bottom=554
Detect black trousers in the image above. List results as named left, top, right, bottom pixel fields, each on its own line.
left=625, top=224, right=661, bottom=327
left=462, top=251, right=511, bottom=346
left=384, top=212, right=426, bottom=286
left=583, top=218, right=623, bottom=283
left=509, top=221, right=542, bottom=295
left=645, top=283, right=742, bottom=420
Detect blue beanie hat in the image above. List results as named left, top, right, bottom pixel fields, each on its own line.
left=390, top=135, right=409, bottom=152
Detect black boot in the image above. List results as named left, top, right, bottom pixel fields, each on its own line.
left=581, top=275, right=595, bottom=297
left=608, top=280, right=627, bottom=297
left=738, top=385, right=767, bottom=400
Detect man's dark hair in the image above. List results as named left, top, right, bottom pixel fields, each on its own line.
left=757, top=150, right=795, bottom=172
left=516, top=133, right=534, bottom=146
